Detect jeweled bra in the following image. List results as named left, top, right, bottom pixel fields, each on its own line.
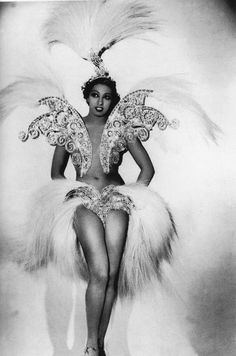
left=19, top=90, right=176, bottom=177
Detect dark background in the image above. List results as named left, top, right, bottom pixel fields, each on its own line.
left=224, top=0, right=236, bottom=12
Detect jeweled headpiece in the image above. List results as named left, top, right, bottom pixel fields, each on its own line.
left=88, top=50, right=109, bottom=77
left=81, top=49, right=112, bottom=90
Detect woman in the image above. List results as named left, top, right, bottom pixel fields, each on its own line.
left=51, top=76, right=155, bottom=356
left=0, top=2, right=218, bottom=356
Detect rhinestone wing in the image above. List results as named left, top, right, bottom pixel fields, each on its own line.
left=18, top=97, right=92, bottom=177
left=100, top=89, right=176, bottom=174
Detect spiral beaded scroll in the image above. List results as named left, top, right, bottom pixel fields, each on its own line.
left=100, top=90, right=175, bottom=174
left=18, top=97, right=92, bottom=177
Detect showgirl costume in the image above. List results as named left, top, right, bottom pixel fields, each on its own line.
left=0, top=1, right=218, bottom=297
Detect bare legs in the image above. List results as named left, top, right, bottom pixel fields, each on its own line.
left=74, top=207, right=108, bottom=355
left=98, top=210, right=129, bottom=349
left=74, top=206, right=129, bottom=356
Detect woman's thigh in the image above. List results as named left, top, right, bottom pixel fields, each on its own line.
left=105, top=210, right=129, bottom=274
left=74, top=206, right=108, bottom=274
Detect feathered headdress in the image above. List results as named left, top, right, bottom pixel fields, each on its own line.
left=43, top=0, right=160, bottom=80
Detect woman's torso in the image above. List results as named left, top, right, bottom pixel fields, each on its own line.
left=74, top=118, right=125, bottom=191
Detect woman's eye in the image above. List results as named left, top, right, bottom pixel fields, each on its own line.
left=90, top=93, right=98, bottom=98
left=104, top=96, right=111, bottom=100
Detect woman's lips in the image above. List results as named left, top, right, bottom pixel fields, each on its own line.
left=95, top=107, right=103, bottom=112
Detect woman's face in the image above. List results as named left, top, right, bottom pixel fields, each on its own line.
left=87, top=84, right=112, bottom=117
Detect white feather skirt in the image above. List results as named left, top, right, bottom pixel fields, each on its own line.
left=16, top=179, right=176, bottom=297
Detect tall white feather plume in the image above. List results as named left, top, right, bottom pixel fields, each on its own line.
left=0, top=73, right=64, bottom=120
left=43, top=0, right=160, bottom=59
left=0, top=3, right=65, bottom=122
left=130, top=76, right=221, bottom=142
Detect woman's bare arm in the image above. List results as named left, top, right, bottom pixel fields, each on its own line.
left=127, top=138, right=155, bottom=186
left=51, top=145, right=70, bottom=179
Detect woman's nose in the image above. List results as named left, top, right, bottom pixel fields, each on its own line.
left=98, top=96, right=103, bottom=105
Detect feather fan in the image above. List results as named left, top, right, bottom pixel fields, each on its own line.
left=43, top=0, right=160, bottom=59
left=130, top=76, right=221, bottom=142
left=0, top=76, right=63, bottom=120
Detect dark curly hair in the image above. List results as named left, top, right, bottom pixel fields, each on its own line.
left=82, top=77, right=120, bottom=112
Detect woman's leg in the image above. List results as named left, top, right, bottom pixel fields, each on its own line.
left=74, top=206, right=108, bottom=355
left=98, top=210, right=129, bottom=349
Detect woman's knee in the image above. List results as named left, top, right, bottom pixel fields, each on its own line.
left=89, top=264, right=109, bottom=286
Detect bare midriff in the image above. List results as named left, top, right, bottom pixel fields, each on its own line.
left=75, top=170, right=125, bottom=192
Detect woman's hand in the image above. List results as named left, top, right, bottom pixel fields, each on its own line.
left=127, top=138, right=155, bottom=186
left=51, top=145, right=70, bottom=180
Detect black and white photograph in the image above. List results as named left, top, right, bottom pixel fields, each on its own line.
left=0, top=1, right=235, bottom=355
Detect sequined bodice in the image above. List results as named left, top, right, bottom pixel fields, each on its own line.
left=19, top=90, right=176, bottom=177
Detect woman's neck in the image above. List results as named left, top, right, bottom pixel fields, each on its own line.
left=84, top=113, right=108, bottom=125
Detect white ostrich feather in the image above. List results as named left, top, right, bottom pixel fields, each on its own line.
left=0, top=74, right=64, bottom=120
left=12, top=179, right=176, bottom=296
left=43, top=0, right=160, bottom=59
left=130, top=76, right=221, bottom=143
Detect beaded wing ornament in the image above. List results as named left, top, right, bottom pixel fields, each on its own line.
left=18, top=88, right=178, bottom=176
